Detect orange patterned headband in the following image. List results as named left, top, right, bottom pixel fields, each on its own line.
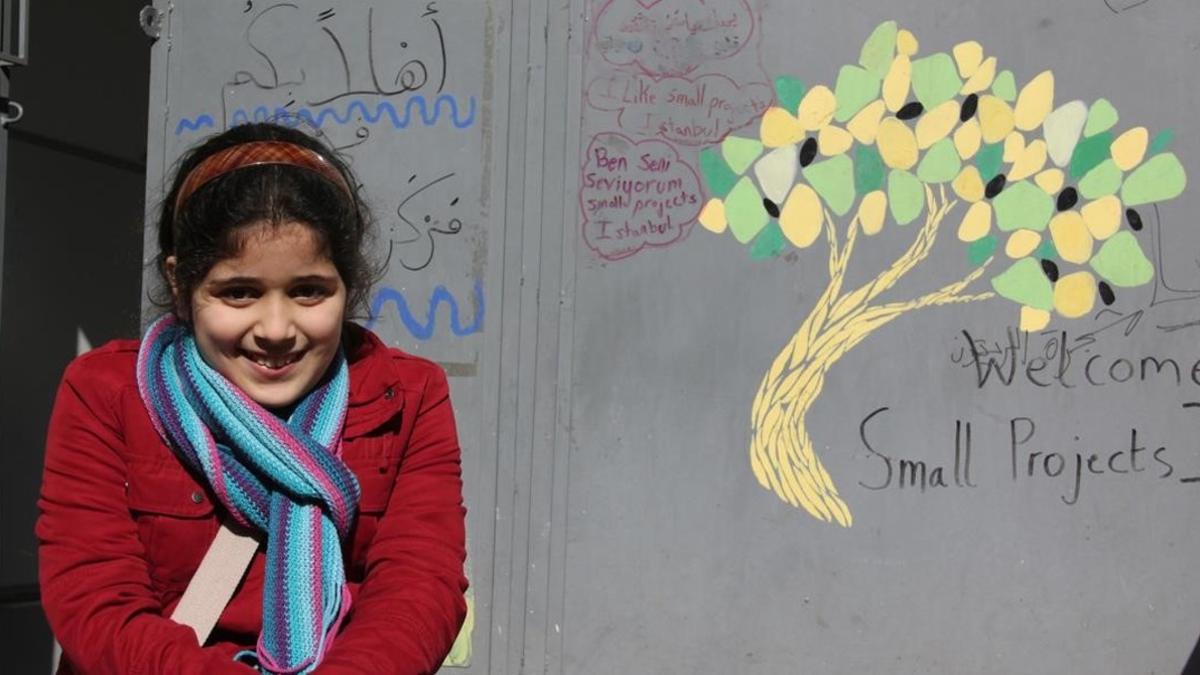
left=173, top=140, right=353, bottom=215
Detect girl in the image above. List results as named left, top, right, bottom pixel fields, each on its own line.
left=37, top=123, right=468, bottom=674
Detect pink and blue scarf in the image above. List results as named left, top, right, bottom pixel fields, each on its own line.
left=136, top=314, right=360, bottom=674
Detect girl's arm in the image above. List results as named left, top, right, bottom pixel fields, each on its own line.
left=316, top=360, right=469, bottom=674
left=37, top=354, right=251, bottom=675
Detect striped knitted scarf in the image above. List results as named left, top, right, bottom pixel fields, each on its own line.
left=136, top=314, right=360, bottom=674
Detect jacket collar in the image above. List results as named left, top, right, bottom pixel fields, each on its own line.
left=342, top=323, right=404, bottom=437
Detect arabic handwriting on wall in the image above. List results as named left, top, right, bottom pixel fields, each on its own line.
left=236, top=3, right=447, bottom=105
left=174, top=2, right=473, bottom=137
left=365, top=280, right=485, bottom=341
left=592, top=0, right=755, bottom=78
left=386, top=172, right=465, bottom=272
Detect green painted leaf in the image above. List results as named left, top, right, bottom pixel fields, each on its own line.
left=774, top=76, right=807, bottom=114
left=992, top=70, right=1017, bottom=102
left=1090, top=231, right=1154, bottom=287
left=859, top=21, right=898, bottom=79
left=1077, top=159, right=1123, bottom=199
left=976, top=142, right=1004, bottom=182
left=834, top=65, right=882, bottom=122
left=1121, top=152, right=1187, bottom=206
left=1148, top=128, right=1175, bottom=156
left=855, top=145, right=885, bottom=194
left=724, top=177, right=770, bottom=243
left=969, top=235, right=998, bottom=266
left=916, top=138, right=962, bottom=184
left=992, top=257, right=1054, bottom=310
left=888, top=169, right=924, bottom=225
left=993, top=180, right=1054, bottom=232
left=910, top=53, right=962, bottom=109
left=1083, top=99, right=1118, bottom=137
left=1068, top=131, right=1113, bottom=180
left=802, top=155, right=856, bottom=216
left=699, top=147, right=739, bottom=198
left=721, top=136, right=764, bottom=175
left=750, top=221, right=787, bottom=260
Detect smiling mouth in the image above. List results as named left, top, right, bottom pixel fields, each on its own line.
left=243, top=351, right=303, bottom=370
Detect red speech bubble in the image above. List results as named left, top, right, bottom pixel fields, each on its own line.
left=586, top=71, right=772, bottom=146
left=580, top=132, right=703, bottom=261
left=592, top=0, right=755, bottom=78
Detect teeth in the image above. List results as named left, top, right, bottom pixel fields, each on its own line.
left=249, top=353, right=300, bottom=369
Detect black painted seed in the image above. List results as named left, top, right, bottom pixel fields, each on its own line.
left=985, top=174, right=1007, bottom=199
left=799, top=137, right=818, bottom=167
left=1126, top=208, right=1143, bottom=231
left=1041, top=259, right=1059, bottom=282
left=960, top=94, right=978, bottom=122
left=763, top=198, right=781, bottom=218
left=897, top=101, right=924, bottom=120
left=1098, top=281, right=1116, bottom=306
left=798, top=137, right=818, bottom=167
left=1057, top=187, right=1078, bottom=212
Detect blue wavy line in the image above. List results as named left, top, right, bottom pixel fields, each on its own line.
left=365, top=279, right=484, bottom=340
left=174, top=114, right=215, bottom=135
left=228, top=94, right=476, bottom=131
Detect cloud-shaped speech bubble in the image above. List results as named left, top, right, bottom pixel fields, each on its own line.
left=580, top=132, right=703, bottom=260
left=586, top=71, right=772, bottom=146
left=592, top=0, right=755, bottom=78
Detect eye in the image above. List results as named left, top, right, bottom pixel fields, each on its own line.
left=217, top=286, right=259, bottom=303
left=292, top=284, right=332, bottom=302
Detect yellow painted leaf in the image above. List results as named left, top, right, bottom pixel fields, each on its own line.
left=1014, top=70, right=1055, bottom=131
left=916, top=100, right=960, bottom=149
left=698, top=198, right=727, bottom=234
left=978, top=95, right=1015, bottom=144
left=960, top=56, right=997, bottom=95
left=779, top=184, right=823, bottom=248
left=1003, top=132, right=1025, bottom=163
left=857, top=190, right=888, bottom=235
left=957, top=201, right=992, bottom=242
left=953, top=41, right=984, bottom=79
left=1053, top=271, right=1097, bottom=319
left=1034, top=168, right=1064, bottom=195
left=1005, top=229, right=1042, bottom=258
left=877, top=117, right=919, bottom=170
left=883, top=55, right=911, bottom=112
left=954, top=118, right=982, bottom=159
left=1009, top=139, right=1048, bottom=181
left=797, top=85, right=837, bottom=131
left=1081, top=195, right=1122, bottom=240
left=952, top=165, right=985, bottom=202
left=759, top=107, right=806, bottom=148
left=1020, top=306, right=1052, bottom=331
left=1049, top=210, right=1094, bottom=264
left=1110, top=126, right=1149, bottom=171
left=897, top=29, right=919, bottom=56
left=847, top=99, right=886, bottom=145
left=818, top=124, right=854, bottom=156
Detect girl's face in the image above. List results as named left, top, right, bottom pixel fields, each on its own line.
left=170, top=221, right=347, bottom=409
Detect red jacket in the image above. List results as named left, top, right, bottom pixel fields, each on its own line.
left=37, top=325, right=468, bottom=674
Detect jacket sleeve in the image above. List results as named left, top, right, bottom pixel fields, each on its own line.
left=316, top=364, right=469, bottom=674
left=36, top=359, right=252, bottom=675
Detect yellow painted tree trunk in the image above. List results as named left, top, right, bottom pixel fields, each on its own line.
left=747, top=188, right=993, bottom=526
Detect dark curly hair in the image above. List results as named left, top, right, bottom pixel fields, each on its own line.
left=153, top=122, right=380, bottom=319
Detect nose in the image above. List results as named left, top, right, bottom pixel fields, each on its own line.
left=252, top=295, right=297, bottom=351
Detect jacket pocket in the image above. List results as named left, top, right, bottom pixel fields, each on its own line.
left=342, top=435, right=402, bottom=579
left=125, top=456, right=219, bottom=593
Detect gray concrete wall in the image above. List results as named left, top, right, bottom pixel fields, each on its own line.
left=140, top=0, right=1200, bottom=672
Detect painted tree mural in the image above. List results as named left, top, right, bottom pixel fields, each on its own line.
left=697, top=21, right=1188, bottom=527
